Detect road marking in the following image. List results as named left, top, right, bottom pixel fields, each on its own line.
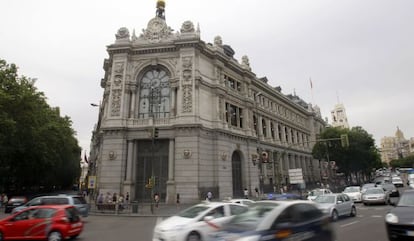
left=372, top=215, right=383, bottom=218
left=340, top=221, right=360, bottom=228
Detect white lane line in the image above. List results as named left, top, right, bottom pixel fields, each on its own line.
left=340, top=220, right=360, bottom=228
left=372, top=215, right=383, bottom=218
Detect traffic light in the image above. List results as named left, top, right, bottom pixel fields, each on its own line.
left=153, top=128, right=159, bottom=138
left=145, top=176, right=155, bottom=189
left=340, top=134, right=349, bottom=147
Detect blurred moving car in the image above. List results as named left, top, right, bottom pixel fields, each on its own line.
left=307, top=189, right=332, bottom=201
left=152, top=201, right=248, bottom=241
left=208, top=200, right=335, bottom=241
left=379, top=183, right=400, bottom=197
left=386, top=189, right=414, bottom=241
left=0, top=205, right=83, bottom=241
left=313, top=193, right=356, bottom=221
left=4, top=196, right=27, bottom=213
left=391, top=176, right=404, bottom=188
left=12, top=194, right=89, bottom=217
left=265, top=193, right=302, bottom=201
left=343, top=186, right=362, bottom=202
left=362, top=187, right=389, bottom=205
left=361, top=183, right=377, bottom=194
left=222, top=198, right=255, bottom=206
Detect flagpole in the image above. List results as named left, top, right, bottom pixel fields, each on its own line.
left=310, top=77, right=314, bottom=104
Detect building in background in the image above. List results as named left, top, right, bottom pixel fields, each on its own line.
left=380, top=127, right=413, bottom=164
left=330, top=103, right=349, bottom=129
left=87, top=1, right=326, bottom=203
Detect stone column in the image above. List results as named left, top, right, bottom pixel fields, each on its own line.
left=129, top=86, right=137, bottom=118
left=123, top=140, right=134, bottom=199
left=166, top=139, right=176, bottom=204
left=171, top=87, right=176, bottom=116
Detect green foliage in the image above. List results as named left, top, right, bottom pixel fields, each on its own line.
left=389, top=155, right=414, bottom=168
left=312, top=126, right=382, bottom=181
left=0, top=59, right=81, bottom=193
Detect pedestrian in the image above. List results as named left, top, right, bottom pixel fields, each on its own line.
left=118, top=194, right=125, bottom=211
left=255, top=187, right=259, bottom=199
left=2, top=194, right=8, bottom=208
left=125, top=192, right=130, bottom=204
left=154, top=193, right=160, bottom=208
left=243, top=188, right=249, bottom=199
left=97, top=193, right=104, bottom=204
left=112, top=193, right=117, bottom=204
left=206, top=191, right=212, bottom=201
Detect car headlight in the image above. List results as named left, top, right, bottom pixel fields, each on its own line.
left=385, top=213, right=399, bottom=224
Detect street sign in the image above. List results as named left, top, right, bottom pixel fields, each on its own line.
left=288, top=168, right=304, bottom=184
left=88, top=176, right=96, bottom=189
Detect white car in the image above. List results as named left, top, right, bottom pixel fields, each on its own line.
left=307, top=188, right=333, bottom=201
left=222, top=198, right=255, bottom=206
left=392, top=176, right=404, bottom=187
left=343, top=186, right=362, bottom=202
left=152, top=201, right=248, bottom=241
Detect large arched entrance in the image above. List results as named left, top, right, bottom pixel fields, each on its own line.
left=231, top=151, right=243, bottom=198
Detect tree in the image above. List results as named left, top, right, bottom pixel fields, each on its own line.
left=0, top=59, right=81, bottom=193
left=312, top=126, right=382, bottom=185
left=389, top=155, right=414, bottom=168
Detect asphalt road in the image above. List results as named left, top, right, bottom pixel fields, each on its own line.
left=0, top=198, right=399, bottom=241
left=81, top=201, right=396, bottom=241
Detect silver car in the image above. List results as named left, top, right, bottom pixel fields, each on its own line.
left=314, top=193, right=356, bottom=221
left=362, top=187, right=389, bottom=205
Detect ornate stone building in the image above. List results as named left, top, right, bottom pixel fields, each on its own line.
left=380, top=127, right=414, bottom=164
left=88, top=2, right=326, bottom=203
left=330, top=103, right=349, bottom=129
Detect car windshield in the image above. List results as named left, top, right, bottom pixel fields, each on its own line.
left=314, top=195, right=335, bottom=204
left=398, top=193, right=414, bottom=206
left=177, top=205, right=210, bottom=218
left=365, top=188, right=383, bottom=194
left=310, top=190, right=324, bottom=196
left=344, top=187, right=360, bottom=193
left=223, top=202, right=278, bottom=231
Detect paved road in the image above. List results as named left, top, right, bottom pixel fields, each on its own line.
left=0, top=199, right=399, bottom=241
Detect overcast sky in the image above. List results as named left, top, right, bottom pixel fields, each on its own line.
left=2, top=0, right=413, bottom=154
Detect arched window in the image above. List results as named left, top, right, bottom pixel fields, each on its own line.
left=138, top=68, right=170, bottom=118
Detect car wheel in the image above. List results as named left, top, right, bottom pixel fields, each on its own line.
left=0, top=231, right=4, bottom=241
left=187, top=231, right=201, bottom=241
left=331, top=210, right=339, bottom=222
left=48, top=231, right=62, bottom=241
left=350, top=206, right=357, bottom=217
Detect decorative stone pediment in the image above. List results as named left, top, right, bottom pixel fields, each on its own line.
left=115, top=27, right=131, bottom=44
left=139, top=17, right=174, bottom=43
left=180, top=20, right=195, bottom=33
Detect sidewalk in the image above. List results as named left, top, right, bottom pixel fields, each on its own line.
left=89, top=202, right=195, bottom=217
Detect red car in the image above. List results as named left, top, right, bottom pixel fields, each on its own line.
left=0, top=205, right=83, bottom=241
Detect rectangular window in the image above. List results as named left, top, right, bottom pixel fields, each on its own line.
left=225, top=102, right=243, bottom=128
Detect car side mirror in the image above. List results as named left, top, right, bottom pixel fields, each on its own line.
left=204, top=216, right=214, bottom=222
left=337, top=200, right=343, bottom=204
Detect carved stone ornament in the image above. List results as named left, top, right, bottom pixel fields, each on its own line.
left=183, top=149, right=192, bottom=159
left=109, top=151, right=117, bottom=160
left=221, top=152, right=227, bottom=161
left=116, top=27, right=130, bottom=40
left=214, top=36, right=223, bottom=47
left=110, top=89, right=122, bottom=116
left=241, top=55, right=251, bottom=71
left=180, top=20, right=195, bottom=33
left=141, top=17, right=173, bottom=43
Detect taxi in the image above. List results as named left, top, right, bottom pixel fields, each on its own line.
left=153, top=201, right=248, bottom=241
